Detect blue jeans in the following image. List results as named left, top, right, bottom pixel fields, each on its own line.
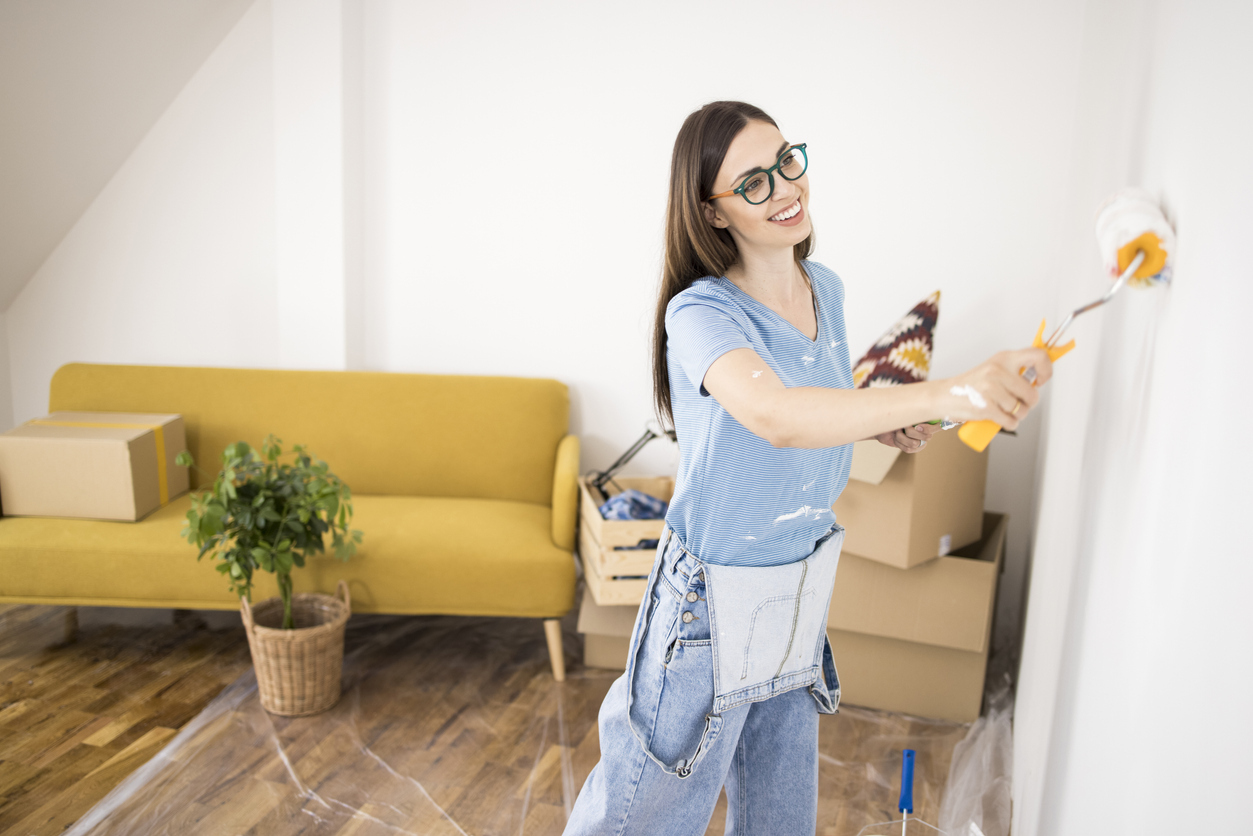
left=565, top=528, right=842, bottom=835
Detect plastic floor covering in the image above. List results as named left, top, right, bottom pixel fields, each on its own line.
left=61, top=607, right=980, bottom=836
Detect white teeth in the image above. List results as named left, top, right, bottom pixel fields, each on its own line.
left=770, top=201, right=801, bottom=221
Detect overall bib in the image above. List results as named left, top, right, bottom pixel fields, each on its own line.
left=624, top=524, right=844, bottom=779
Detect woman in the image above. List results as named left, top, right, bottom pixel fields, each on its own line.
left=564, top=101, right=1050, bottom=835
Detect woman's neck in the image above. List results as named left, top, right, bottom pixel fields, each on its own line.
left=725, top=247, right=808, bottom=308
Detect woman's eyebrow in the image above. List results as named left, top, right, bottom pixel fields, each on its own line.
left=733, top=141, right=792, bottom=182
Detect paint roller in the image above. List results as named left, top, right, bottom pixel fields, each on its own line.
left=956, top=189, right=1175, bottom=452
left=854, top=749, right=949, bottom=835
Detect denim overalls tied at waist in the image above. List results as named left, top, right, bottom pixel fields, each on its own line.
left=623, top=524, right=844, bottom=779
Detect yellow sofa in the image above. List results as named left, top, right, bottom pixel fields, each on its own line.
left=0, top=363, right=580, bottom=679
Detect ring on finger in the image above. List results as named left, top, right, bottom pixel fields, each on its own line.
left=1010, top=400, right=1023, bottom=416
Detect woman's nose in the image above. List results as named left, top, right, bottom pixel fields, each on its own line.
left=772, top=176, right=798, bottom=204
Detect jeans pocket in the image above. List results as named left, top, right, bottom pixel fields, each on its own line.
left=649, top=638, right=719, bottom=774
left=627, top=560, right=722, bottom=778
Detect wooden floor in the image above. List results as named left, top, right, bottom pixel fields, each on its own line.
left=0, top=595, right=969, bottom=835
left=0, top=605, right=253, bottom=834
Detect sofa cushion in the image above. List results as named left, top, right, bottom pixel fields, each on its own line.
left=0, top=495, right=576, bottom=618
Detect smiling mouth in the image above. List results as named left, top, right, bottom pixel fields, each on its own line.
left=769, top=200, right=802, bottom=222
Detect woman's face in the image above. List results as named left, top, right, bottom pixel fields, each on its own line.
left=703, top=119, right=811, bottom=254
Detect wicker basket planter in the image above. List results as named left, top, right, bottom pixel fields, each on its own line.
left=241, top=580, right=351, bottom=716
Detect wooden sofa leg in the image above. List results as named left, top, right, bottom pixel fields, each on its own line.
left=543, top=619, right=566, bottom=682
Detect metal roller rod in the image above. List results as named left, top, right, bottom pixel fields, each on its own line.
left=1023, top=249, right=1147, bottom=384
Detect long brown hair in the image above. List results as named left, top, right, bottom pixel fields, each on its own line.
left=652, top=101, right=815, bottom=431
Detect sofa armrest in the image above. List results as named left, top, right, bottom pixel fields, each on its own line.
left=550, top=434, right=580, bottom=551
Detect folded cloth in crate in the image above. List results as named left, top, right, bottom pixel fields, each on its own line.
left=613, top=539, right=660, bottom=552
left=598, top=489, right=667, bottom=521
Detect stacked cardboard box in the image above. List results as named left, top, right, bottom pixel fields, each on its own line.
left=827, top=512, right=1005, bottom=722
left=577, top=476, right=672, bottom=606
left=832, top=427, right=988, bottom=568
left=828, top=428, right=997, bottom=722
left=577, top=592, right=638, bottom=669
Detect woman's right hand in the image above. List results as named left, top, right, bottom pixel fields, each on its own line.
left=941, top=348, right=1053, bottom=429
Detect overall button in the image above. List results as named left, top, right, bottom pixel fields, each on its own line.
left=686, top=592, right=699, bottom=603
left=682, top=611, right=695, bottom=623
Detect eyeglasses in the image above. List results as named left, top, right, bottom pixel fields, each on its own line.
left=707, top=144, right=808, bottom=205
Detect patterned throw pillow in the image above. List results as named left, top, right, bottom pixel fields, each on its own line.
left=852, top=291, right=940, bottom=388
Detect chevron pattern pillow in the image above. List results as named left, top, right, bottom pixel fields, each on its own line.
left=852, top=291, right=940, bottom=388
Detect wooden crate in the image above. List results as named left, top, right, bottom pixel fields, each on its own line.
left=577, top=476, right=672, bottom=606
left=580, top=523, right=649, bottom=605
left=580, top=525, right=657, bottom=578
left=579, top=476, right=673, bottom=547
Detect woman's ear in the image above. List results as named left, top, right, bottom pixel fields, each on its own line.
left=702, top=201, right=729, bottom=229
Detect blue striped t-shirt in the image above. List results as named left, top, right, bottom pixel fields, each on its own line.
left=663, top=260, right=854, bottom=567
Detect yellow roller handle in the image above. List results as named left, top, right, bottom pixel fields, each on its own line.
left=957, top=320, right=1075, bottom=452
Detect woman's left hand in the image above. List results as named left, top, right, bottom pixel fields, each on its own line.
left=874, top=422, right=941, bottom=453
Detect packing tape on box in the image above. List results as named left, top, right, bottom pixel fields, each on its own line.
left=28, top=420, right=171, bottom=505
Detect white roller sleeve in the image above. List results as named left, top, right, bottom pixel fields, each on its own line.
left=1094, top=188, right=1176, bottom=279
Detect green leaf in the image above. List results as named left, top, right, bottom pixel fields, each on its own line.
left=175, top=450, right=194, bottom=467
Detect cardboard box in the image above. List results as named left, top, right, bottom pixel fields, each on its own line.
left=0, top=412, right=189, bottom=521
left=826, top=512, right=1007, bottom=722
left=578, top=476, right=671, bottom=606
left=576, top=591, right=638, bottom=670
left=824, top=631, right=992, bottom=723
left=831, top=425, right=988, bottom=569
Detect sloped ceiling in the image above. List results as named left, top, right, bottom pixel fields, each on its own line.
left=0, top=0, right=255, bottom=310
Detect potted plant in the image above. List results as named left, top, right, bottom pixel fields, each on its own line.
left=177, top=435, right=363, bottom=716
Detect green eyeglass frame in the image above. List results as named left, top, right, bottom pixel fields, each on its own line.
left=707, top=143, right=808, bottom=205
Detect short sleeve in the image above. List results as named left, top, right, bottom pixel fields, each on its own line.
left=666, top=294, right=753, bottom=396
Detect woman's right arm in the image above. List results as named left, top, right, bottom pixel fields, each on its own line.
left=701, top=346, right=1052, bottom=449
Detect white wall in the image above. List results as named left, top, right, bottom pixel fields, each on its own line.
left=5, top=0, right=277, bottom=421
left=5, top=0, right=1089, bottom=651
left=1014, top=1, right=1253, bottom=833
left=367, top=0, right=1086, bottom=651
left=0, top=313, right=12, bottom=432
left=0, top=0, right=254, bottom=307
